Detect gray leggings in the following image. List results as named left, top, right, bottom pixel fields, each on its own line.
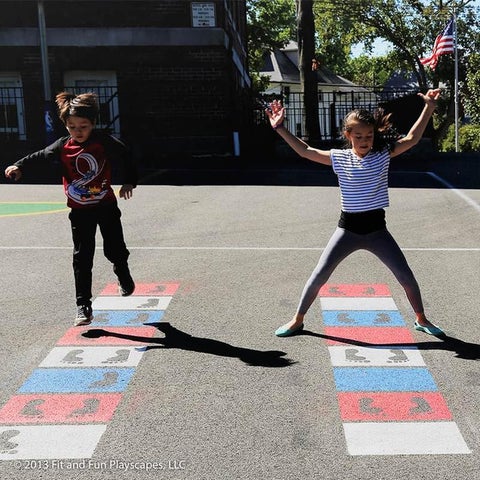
left=296, top=227, right=424, bottom=315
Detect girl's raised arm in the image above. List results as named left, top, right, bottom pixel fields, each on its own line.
left=391, top=88, right=440, bottom=158
left=266, top=100, right=332, bottom=166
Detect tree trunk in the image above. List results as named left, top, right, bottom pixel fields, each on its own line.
left=296, top=0, right=321, bottom=144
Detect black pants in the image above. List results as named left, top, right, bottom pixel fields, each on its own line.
left=69, top=203, right=130, bottom=306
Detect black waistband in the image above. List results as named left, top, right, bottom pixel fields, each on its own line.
left=338, top=209, right=386, bottom=234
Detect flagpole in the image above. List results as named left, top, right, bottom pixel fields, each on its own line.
left=453, top=9, right=459, bottom=153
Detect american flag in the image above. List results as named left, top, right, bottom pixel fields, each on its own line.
left=420, top=18, right=455, bottom=70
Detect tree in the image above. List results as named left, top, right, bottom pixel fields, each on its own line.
left=246, top=0, right=296, bottom=93
left=296, top=0, right=321, bottom=143
left=464, top=56, right=480, bottom=124
left=312, top=0, right=480, bottom=146
left=246, top=0, right=480, bottom=148
left=345, top=54, right=393, bottom=88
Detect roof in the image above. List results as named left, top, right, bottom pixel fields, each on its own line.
left=383, top=70, right=419, bottom=90
left=260, top=41, right=362, bottom=89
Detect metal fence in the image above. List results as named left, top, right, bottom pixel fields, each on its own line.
left=4, top=83, right=420, bottom=144
left=0, top=85, right=120, bottom=141
left=257, top=88, right=420, bottom=141
left=63, top=85, right=120, bottom=136
left=0, top=86, right=26, bottom=140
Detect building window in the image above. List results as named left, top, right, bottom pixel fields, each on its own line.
left=64, top=71, right=120, bottom=136
left=0, top=73, right=26, bottom=140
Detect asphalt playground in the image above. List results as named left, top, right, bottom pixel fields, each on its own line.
left=0, top=163, right=479, bottom=480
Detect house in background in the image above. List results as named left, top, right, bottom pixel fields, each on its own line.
left=0, top=0, right=251, bottom=172
left=260, top=41, right=378, bottom=140
left=383, top=70, right=419, bottom=93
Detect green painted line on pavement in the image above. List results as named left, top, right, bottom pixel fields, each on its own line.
left=0, top=202, right=67, bottom=217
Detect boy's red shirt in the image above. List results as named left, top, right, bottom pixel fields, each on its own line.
left=62, top=136, right=117, bottom=208
left=14, top=131, right=137, bottom=209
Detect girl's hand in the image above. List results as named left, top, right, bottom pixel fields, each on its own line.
left=265, top=100, right=285, bottom=130
left=119, top=184, right=134, bottom=199
left=418, top=88, right=441, bottom=108
left=4, top=165, right=22, bottom=181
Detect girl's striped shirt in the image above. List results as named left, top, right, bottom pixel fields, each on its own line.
left=330, top=148, right=390, bottom=213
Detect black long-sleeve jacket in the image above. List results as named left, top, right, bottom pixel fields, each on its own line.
left=14, top=131, right=137, bottom=209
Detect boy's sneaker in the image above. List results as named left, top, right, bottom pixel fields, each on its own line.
left=114, top=266, right=135, bottom=296
left=119, top=275, right=135, bottom=296
left=74, top=305, right=93, bottom=326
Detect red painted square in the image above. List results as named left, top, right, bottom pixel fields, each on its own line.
left=99, top=282, right=179, bottom=296
left=337, top=392, right=452, bottom=422
left=319, top=284, right=391, bottom=297
left=323, top=327, right=415, bottom=345
left=0, top=393, right=122, bottom=424
left=57, top=326, right=158, bottom=346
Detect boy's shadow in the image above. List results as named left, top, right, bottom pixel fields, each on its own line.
left=82, top=323, right=296, bottom=368
left=300, top=331, right=480, bottom=360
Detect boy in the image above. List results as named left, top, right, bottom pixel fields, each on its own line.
left=5, top=91, right=137, bottom=326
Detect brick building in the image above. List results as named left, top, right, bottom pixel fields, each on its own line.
left=0, top=0, right=251, bottom=171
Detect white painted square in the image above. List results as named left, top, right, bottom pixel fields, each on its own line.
left=343, top=422, right=471, bottom=455
left=328, top=346, right=426, bottom=367
left=39, top=347, right=145, bottom=368
left=320, top=297, right=397, bottom=311
left=92, top=296, right=172, bottom=311
left=0, top=424, right=107, bottom=459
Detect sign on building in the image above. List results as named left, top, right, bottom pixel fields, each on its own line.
left=191, top=2, right=216, bottom=27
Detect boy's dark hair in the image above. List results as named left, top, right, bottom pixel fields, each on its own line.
left=56, top=91, right=99, bottom=124
left=343, top=108, right=399, bottom=152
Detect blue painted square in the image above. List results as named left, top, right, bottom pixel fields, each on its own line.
left=91, top=310, right=165, bottom=326
left=333, top=367, right=437, bottom=392
left=18, top=368, right=135, bottom=393
left=322, top=310, right=406, bottom=327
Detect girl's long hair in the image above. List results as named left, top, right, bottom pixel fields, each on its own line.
left=342, top=108, right=399, bottom=152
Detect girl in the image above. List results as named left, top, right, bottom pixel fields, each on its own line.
left=5, top=92, right=137, bottom=326
left=266, top=89, right=445, bottom=337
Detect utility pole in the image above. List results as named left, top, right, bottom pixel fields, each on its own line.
left=37, top=0, right=55, bottom=143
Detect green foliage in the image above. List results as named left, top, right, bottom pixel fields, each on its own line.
left=312, top=0, right=477, bottom=90
left=246, top=0, right=296, bottom=69
left=246, top=0, right=296, bottom=94
left=464, top=53, right=480, bottom=124
left=440, top=123, right=480, bottom=153
left=343, top=54, right=394, bottom=87
left=311, top=1, right=357, bottom=75
left=246, top=0, right=480, bottom=146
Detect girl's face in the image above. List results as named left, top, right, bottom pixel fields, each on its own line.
left=65, top=115, right=94, bottom=143
left=345, top=122, right=374, bottom=158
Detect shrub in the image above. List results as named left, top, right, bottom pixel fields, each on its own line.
left=440, top=123, right=480, bottom=152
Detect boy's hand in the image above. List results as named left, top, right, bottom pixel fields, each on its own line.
left=5, top=166, right=22, bottom=181
left=119, top=184, right=134, bottom=199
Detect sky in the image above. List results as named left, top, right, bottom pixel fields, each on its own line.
left=351, top=38, right=392, bottom=58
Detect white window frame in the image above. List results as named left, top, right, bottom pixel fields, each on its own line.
left=0, top=73, right=26, bottom=140
left=64, top=71, right=120, bottom=136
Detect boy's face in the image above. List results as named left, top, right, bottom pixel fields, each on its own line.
left=65, top=115, right=94, bottom=143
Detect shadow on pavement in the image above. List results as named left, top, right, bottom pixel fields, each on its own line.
left=82, top=323, right=296, bottom=368
left=300, top=331, right=480, bottom=361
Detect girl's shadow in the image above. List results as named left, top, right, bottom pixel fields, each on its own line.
left=82, top=323, right=296, bottom=368
left=299, top=331, right=480, bottom=360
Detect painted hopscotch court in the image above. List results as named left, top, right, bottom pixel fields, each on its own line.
left=0, top=282, right=179, bottom=460
left=0, top=281, right=473, bottom=459
left=319, top=283, right=471, bottom=456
